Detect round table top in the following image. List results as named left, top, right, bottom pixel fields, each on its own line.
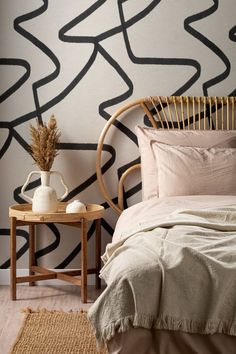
left=9, top=203, right=104, bottom=223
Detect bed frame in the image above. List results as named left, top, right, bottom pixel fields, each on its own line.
left=96, top=96, right=236, bottom=215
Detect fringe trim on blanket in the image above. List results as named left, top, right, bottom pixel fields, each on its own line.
left=92, top=313, right=236, bottom=347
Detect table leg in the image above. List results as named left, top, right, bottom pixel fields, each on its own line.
left=95, top=218, right=101, bottom=289
left=10, top=217, right=17, bottom=301
left=29, top=224, right=35, bottom=286
left=81, top=218, right=88, bottom=303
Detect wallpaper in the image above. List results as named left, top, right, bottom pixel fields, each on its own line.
left=0, top=0, right=235, bottom=272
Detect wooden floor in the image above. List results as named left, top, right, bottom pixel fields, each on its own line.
left=0, top=285, right=103, bottom=354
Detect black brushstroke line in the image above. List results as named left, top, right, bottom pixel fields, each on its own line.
left=117, top=157, right=140, bottom=180
left=97, top=44, right=134, bottom=142
left=0, top=126, right=33, bottom=168
left=96, top=0, right=161, bottom=43
left=55, top=142, right=116, bottom=201
left=59, top=0, right=159, bottom=44
left=229, top=89, right=236, bottom=96
left=14, top=179, right=41, bottom=204
left=59, top=0, right=106, bottom=43
left=229, top=25, right=236, bottom=96
left=229, top=25, right=236, bottom=42
left=56, top=221, right=96, bottom=269
left=12, top=128, right=31, bottom=153
left=184, top=0, right=231, bottom=95
left=13, top=0, right=60, bottom=123
left=101, top=218, right=114, bottom=238
left=0, top=224, right=60, bottom=268
left=35, top=223, right=60, bottom=261
left=118, top=157, right=140, bottom=208
left=0, top=125, right=34, bottom=160
left=64, top=41, right=133, bottom=143
left=124, top=182, right=142, bottom=202
left=0, top=128, right=13, bottom=159
left=0, top=58, right=30, bottom=103
left=0, top=229, right=28, bottom=269
left=118, top=0, right=201, bottom=96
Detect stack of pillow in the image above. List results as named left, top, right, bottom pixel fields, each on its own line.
left=136, top=126, right=236, bottom=200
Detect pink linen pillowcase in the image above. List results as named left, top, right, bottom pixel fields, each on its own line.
left=154, top=143, right=236, bottom=198
left=135, top=126, right=236, bottom=200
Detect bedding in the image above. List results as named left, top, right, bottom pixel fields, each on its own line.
left=135, top=126, right=236, bottom=200
left=107, top=327, right=236, bottom=354
left=154, top=143, right=236, bottom=197
left=88, top=195, right=236, bottom=351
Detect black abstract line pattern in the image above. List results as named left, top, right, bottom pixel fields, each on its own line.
left=0, top=1, right=235, bottom=269
left=229, top=25, right=236, bottom=42
left=184, top=0, right=231, bottom=96
left=229, top=24, right=236, bottom=96
left=0, top=58, right=30, bottom=104
left=118, top=0, right=201, bottom=97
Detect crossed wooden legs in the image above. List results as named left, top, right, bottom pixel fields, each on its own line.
left=10, top=217, right=102, bottom=302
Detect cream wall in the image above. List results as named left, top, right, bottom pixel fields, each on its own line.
left=0, top=0, right=235, bottom=275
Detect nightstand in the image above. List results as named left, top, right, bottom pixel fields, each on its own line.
left=9, top=203, right=104, bottom=303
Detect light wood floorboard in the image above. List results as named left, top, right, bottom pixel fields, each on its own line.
left=0, top=285, right=103, bottom=354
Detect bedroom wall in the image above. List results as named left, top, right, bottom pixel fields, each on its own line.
left=0, top=0, right=235, bottom=279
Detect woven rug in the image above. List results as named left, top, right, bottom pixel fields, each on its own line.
left=10, top=309, right=107, bottom=354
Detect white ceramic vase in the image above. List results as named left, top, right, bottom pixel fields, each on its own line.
left=21, top=170, right=69, bottom=213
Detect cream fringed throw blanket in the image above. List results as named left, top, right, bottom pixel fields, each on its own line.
left=88, top=202, right=236, bottom=346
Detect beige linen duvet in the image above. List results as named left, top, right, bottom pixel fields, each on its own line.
left=88, top=196, right=236, bottom=348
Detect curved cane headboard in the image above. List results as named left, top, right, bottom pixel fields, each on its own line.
left=96, top=96, right=236, bottom=215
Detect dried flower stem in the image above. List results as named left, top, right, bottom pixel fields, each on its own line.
left=29, top=115, right=60, bottom=171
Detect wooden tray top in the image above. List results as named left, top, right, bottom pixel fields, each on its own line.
left=9, top=203, right=104, bottom=222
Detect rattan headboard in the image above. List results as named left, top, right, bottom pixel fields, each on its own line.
left=96, top=96, right=236, bottom=215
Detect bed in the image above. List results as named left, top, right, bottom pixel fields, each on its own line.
left=89, top=96, right=236, bottom=354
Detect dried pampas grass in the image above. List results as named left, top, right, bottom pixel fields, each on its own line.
left=29, top=115, right=60, bottom=171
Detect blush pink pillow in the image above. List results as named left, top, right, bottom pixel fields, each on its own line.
left=136, top=126, right=236, bottom=200
left=154, top=143, right=236, bottom=198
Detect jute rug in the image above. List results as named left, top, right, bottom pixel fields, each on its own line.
left=10, top=308, right=107, bottom=354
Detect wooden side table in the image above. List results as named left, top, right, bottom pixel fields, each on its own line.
left=9, top=203, right=104, bottom=303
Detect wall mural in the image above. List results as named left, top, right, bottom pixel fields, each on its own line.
left=0, top=0, right=235, bottom=272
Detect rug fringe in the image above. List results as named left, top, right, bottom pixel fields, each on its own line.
left=89, top=313, right=236, bottom=348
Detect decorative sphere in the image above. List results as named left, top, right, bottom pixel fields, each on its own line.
left=66, top=200, right=86, bottom=213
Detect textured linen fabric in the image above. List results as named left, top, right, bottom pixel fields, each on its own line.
left=154, top=143, right=236, bottom=198
left=88, top=196, right=236, bottom=347
left=107, top=327, right=236, bottom=354
left=112, top=195, right=236, bottom=243
left=135, top=126, right=236, bottom=200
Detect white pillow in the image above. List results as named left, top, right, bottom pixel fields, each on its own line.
left=153, top=143, right=236, bottom=198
